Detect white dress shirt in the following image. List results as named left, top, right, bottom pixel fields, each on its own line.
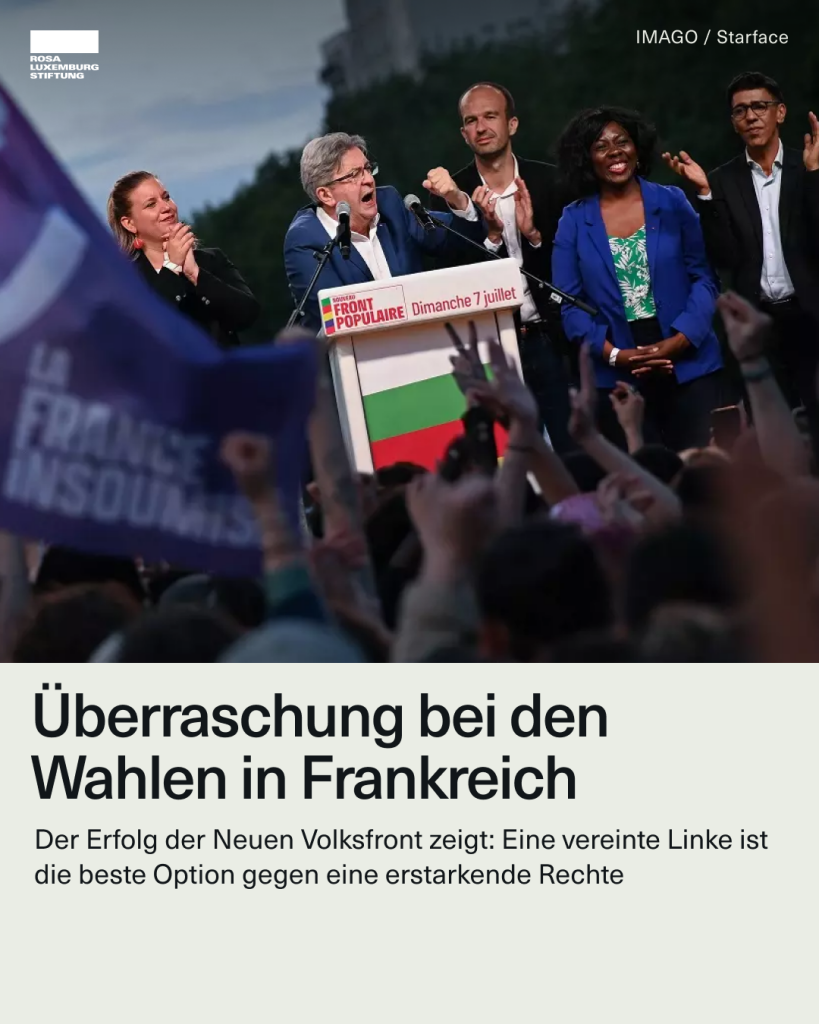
left=479, top=157, right=540, bottom=322
left=316, top=206, right=393, bottom=280
left=317, top=199, right=478, bottom=281
left=698, top=140, right=794, bottom=301
left=746, top=140, right=795, bottom=300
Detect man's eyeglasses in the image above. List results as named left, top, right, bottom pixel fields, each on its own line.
left=730, top=100, right=780, bottom=121
left=325, top=162, right=379, bottom=187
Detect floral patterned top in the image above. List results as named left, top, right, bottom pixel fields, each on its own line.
left=608, top=225, right=656, bottom=321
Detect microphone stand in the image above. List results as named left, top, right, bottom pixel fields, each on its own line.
left=286, top=234, right=341, bottom=330
left=424, top=211, right=598, bottom=317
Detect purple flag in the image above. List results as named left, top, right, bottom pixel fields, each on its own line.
left=0, top=84, right=315, bottom=575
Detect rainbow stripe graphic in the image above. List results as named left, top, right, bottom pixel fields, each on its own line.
left=320, top=297, right=336, bottom=335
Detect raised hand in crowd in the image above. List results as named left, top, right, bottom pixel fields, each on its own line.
left=568, top=342, right=598, bottom=444
left=309, top=530, right=369, bottom=602
left=307, top=473, right=380, bottom=527
left=718, top=289, right=770, bottom=362
left=221, top=323, right=377, bottom=625
left=406, top=472, right=497, bottom=585
left=803, top=110, right=819, bottom=170
left=277, top=326, right=378, bottom=602
left=470, top=185, right=504, bottom=244
left=717, top=290, right=810, bottom=478
left=220, top=428, right=337, bottom=630
left=596, top=473, right=650, bottom=531
left=446, top=321, right=577, bottom=510
left=448, top=319, right=533, bottom=428
left=598, top=471, right=672, bottom=531
left=609, top=382, right=645, bottom=453
left=661, top=150, right=711, bottom=195
left=220, top=431, right=275, bottom=503
left=220, top=431, right=304, bottom=572
left=466, top=334, right=539, bottom=431
left=473, top=337, right=538, bottom=525
left=513, top=177, right=542, bottom=246
left=570, top=343, right=682, bottom=523
left=392, top=470, right=497, bottom=662
left=423, top=166, right=469, bottom=211
left=309, top=529, right=389, bottom=650
left=446, top=319, right=489, bottom=399
left=717, top=420, right=819, bottom=662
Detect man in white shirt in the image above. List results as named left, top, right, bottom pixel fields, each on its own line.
left=430, top=82, right=574, bottom=453
left=663, top=71, right=819, bottom=444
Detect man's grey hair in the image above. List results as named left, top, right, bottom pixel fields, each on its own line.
left=300, top=132, right=368, bottom=202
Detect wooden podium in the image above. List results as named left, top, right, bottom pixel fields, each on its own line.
left=318, top=258, right=524, bottom=473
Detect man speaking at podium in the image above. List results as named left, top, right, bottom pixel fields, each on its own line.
left=284, top=132, right=492, bottom=334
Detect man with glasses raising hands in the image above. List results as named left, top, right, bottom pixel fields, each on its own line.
left=284, top=132, right=493, bottom=334
left=662, top=72, right=819, bottom=444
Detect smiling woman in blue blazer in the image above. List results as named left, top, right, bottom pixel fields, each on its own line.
left=552, top=107, right=723, bottom=450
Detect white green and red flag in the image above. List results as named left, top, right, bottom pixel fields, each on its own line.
left=318, top=259, right=523, bottom=473
left=355, top=331, right=508, bottom=470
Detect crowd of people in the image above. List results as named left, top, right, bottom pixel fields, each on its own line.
left=3, top=285, right=818, bottom=663
left=3, top=70, right=818, bottom=662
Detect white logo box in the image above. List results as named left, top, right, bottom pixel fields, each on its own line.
left=30, top=30, right=99, bottom=53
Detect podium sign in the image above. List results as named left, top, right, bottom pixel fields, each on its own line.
left=319, top=259, right=524, bottom=473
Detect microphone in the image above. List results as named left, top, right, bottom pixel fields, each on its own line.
left=404, top=194, right=435, bottom=233
left=335, top=201, right=351, bottom=259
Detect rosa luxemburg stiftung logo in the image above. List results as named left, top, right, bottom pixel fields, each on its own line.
left=29, top=31, right=100, bottom=80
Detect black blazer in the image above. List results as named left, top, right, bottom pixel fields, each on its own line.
left=695, top=148, right=819, bottom=320
left=135, top=247, right=260, bottom=349
left=430, top=156, right=567, bottom=323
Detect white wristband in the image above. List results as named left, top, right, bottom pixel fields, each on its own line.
left=608, top=347, right=620, bottom=367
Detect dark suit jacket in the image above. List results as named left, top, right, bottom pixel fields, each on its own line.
left=135, top=247, right=260, bottom=349
left=430, top=155, right=567, bottom=323
left=695, top=147, right=819, bottom=321
left=283, top=185, right=486, bottom=335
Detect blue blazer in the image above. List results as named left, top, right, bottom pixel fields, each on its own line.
left=551, top=179, right=723, bottom=388
left=283, top=185, right=486, bottom=334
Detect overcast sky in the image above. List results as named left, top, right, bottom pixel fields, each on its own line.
left=0, top=0, right=346, bottom=218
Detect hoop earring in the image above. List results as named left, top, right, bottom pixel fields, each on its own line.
left=132, top=237, right=144, bottom=250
